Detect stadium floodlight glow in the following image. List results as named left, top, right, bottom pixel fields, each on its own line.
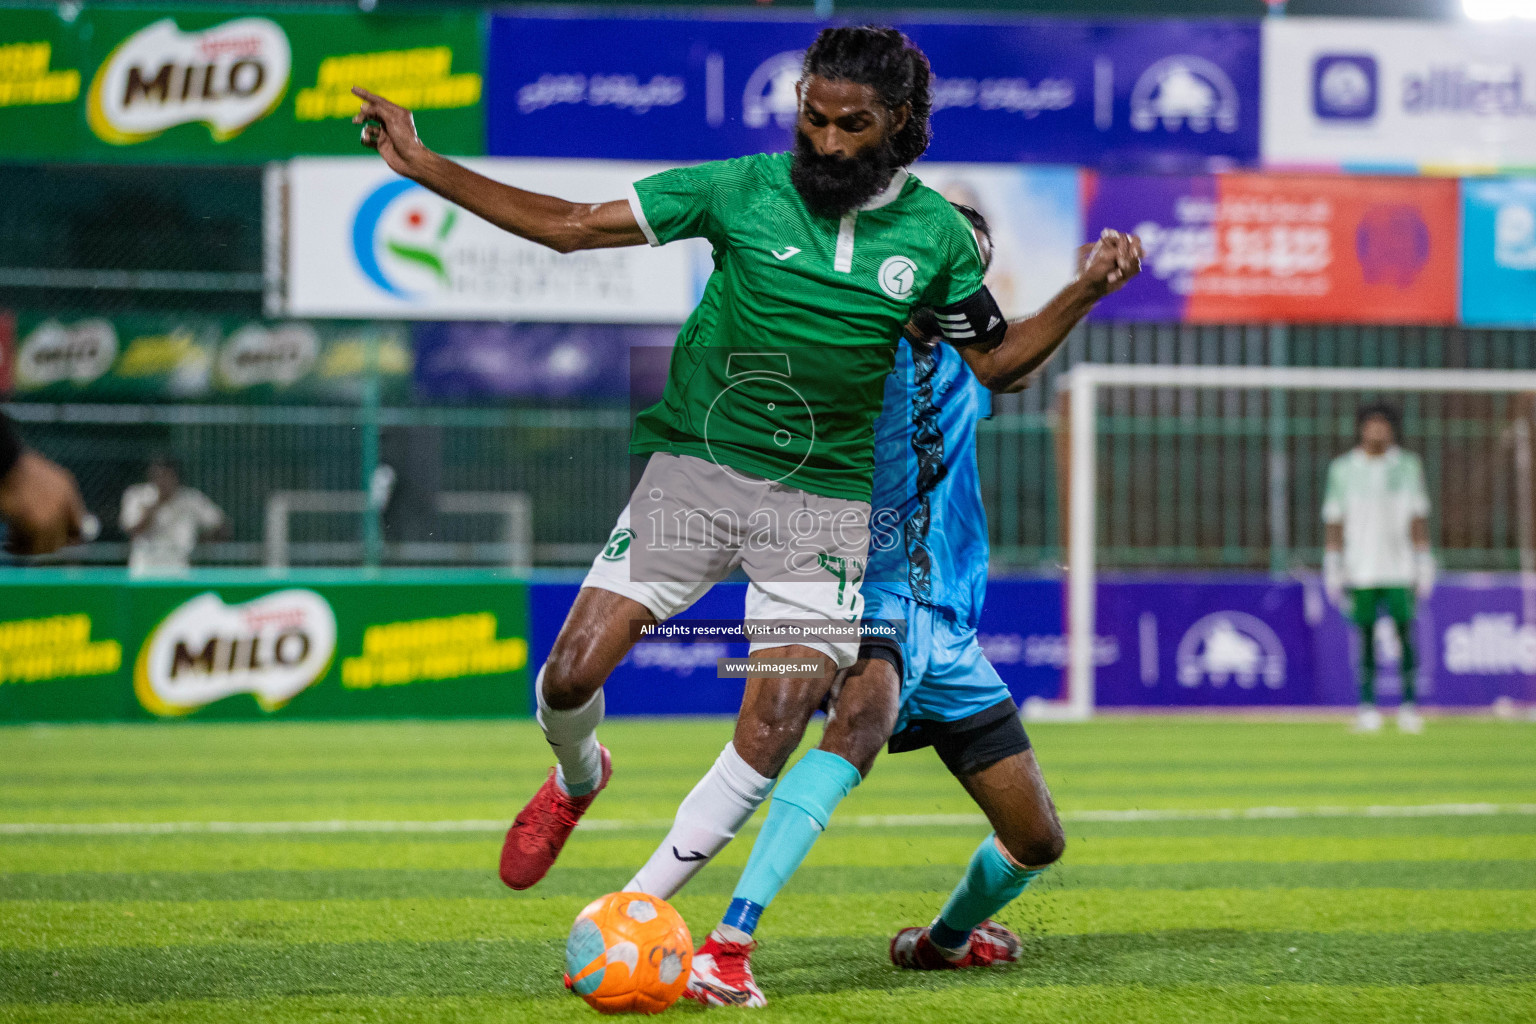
left=1464, top=0, right=1536, bottom=20
left=1045, top=363, right=1536, bottom=724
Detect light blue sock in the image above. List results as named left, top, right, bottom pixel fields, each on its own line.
left=725, top=750, right=862, bottom=931
left=930, top=834, right=1046, bottom=950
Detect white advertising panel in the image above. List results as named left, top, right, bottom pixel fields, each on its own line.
left=910, top=163, right=1080, bottom=320
left=1263, top=18, right=1536, bottom=172
left=285, top=158, right=706, bottom=321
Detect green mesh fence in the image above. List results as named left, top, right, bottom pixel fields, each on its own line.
left=10, top=322, right=1536, bottom=572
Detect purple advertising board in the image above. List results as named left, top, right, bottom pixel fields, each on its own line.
left=526, top=575, right=1536, bottom=715
left=413, top=322, right=678, bottom=400
left=528, top=582, right=750, bottom=717
left=486, top=16, right=1260, bottom=169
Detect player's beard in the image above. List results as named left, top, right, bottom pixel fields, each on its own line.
left=790, top=129, right=901, bottom=219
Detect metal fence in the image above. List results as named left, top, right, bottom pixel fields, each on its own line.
left=10, top=321, right=1536, bottom=573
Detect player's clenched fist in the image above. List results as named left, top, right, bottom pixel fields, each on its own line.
left=1077, top=228, right=1144, bottom=298
left=351, top=86, right=427, bottom=177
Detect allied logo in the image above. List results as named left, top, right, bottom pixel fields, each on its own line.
left=601, top=527, right=636, bottom=561
left=87, top=18, right=291, bottom=145
left=878, top=255, right=918, bottom=299
left=1313, top=54, right=1378, bottom=122
left=1175, top=612, right=1285, bottom=688
left=1443, top=613, right=1536, bottom=675
left=134, top=589, right=337, bottom=716
left=743, top=50, right=804, bottom=129
left=16, top=319, right=117, bottom=388
left=1130, top=56, right=1239, bottom=134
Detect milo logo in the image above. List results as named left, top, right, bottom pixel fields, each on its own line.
left=87, top=17, right=292, bottom=145
left=134, top=589, right=336, bottom=716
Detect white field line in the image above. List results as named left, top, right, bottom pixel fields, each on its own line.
left=3, top=803, right=1536, bottom=837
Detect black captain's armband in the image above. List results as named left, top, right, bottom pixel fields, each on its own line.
left=932, top=286, right=1007, bottom=349
left=0, top=412, right=21, bottom=481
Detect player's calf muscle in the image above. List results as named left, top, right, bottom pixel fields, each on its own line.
left=965, top=752, right=1066, bottom=868
left=820, top=660, right=899, bottom=776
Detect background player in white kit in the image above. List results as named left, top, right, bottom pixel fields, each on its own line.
left=119, top=456, right=227, bottom=577
left=1322, top=403, right=1435, bottom=734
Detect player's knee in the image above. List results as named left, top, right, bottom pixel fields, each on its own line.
left=999, top=818, right=1065, bottom=869
left=541, top=644, right=606, bottom=709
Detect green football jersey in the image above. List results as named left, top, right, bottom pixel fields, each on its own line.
left=627, top=151, right=986, bottom=502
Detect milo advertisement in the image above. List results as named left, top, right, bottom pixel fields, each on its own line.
left=6, top=313, right=411, bottom=403
left=0, top=5, right=483, bottom=162
left=0, top=573, right=529, bottom=722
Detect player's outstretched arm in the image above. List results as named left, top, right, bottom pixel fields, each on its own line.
left=351, top=87, right=647, bottom=252
left=961, top=229, right=1142, bottom=394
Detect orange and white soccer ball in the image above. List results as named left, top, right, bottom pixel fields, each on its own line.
left=565, top=892, right=693, bottom=1014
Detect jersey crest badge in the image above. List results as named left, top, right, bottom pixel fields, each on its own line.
left=878, top=256, right=918, bottom=299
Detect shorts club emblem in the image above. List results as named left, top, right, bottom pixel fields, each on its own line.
left=601, top=528, right=636, bottom=561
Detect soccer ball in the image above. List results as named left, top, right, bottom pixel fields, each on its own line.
left=565, top=891, right=693, bottom=1014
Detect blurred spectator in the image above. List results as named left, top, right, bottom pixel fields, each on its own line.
left=119, top=456, right=226, bottom=575
left=0, top=411, right=87, bottom=555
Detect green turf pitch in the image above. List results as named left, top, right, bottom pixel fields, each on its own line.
left=2, top=717, right=1534, bottom=1023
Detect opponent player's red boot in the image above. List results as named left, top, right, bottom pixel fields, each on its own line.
left=498, top=745, right=612, bottom=890
left=684, top=933, right=767, bottom=1008
left=889, top=919, right=1022, bottom=970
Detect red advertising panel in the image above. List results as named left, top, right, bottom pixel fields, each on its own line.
left=1086, top=173, right=1459, bottom=325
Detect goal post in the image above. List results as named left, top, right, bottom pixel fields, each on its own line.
left=1042, top=363, right=1536, bottom=722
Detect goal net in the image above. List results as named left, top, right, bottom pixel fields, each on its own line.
left=1036, top=364, right=1536, bottom=721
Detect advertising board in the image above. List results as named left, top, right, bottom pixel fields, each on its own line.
left=487, top=15, right=1260, bottom=169
left=284, top=158, right=709, bottom=322
left=1264, top=18, right=1536, bottom=172
left=0, top=573, right=529, bottom=722
left=1461, top=177, right=1536, bottom=326
left=5, top=314, right=410, bottom=402
left=0, top=7, right=483, bottom=162
left=1085, top=172, right=1459, bottom=324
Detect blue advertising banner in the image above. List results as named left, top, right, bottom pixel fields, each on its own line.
left=486, top=16, right=1260, bottom=168
left=1094, top=576, right=1315, bottom=707
left=528, top=582, right=750, bottom=716
left=527, top=575, right=1536, bottom=715
left=414, top=323, right=679, bottom=400
left=1462, top=178, right=1536, bottom=327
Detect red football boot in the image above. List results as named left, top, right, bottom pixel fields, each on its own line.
left=889, top=919, right=1022, bottom=970
left=498, top=745, right=612, bottom=890
left=684, top=933, right=767, bottom=1008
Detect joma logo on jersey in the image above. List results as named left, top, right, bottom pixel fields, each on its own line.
left=602, top=528, right=636, bottom=561
left=878, top=256, right=918, bottom=299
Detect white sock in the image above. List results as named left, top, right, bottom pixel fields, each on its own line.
left=624, top=742, right=775, bottom=899
left=534, top=667, right=605, bottom=797
left=713, top=923, right=753, bottom=945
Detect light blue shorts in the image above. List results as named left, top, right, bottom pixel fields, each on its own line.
left=862, top=585, right=1013, bottom=733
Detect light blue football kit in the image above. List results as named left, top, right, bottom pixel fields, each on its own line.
left=864, top=335, right=1014, bottom=733
left=722, top=336, right=1039, bottom=947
